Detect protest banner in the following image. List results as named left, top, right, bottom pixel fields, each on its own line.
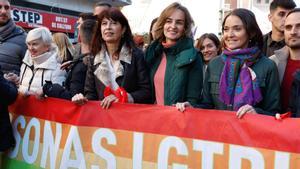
left=2, top=96, right=300, bottom=169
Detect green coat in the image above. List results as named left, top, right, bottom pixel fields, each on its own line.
left=200, top=55, right=281, bottom=116
left=145, top=37, right=203, bottom=106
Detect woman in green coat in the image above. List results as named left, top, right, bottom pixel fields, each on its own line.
left=177, top=8, right=280, bottom=118
left=145, top=2, right=203, bottom=109
left=200, top=9, right=280, bottom=118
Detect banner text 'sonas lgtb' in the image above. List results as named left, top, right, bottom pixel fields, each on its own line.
left=2, top=96, right=300, bottom=169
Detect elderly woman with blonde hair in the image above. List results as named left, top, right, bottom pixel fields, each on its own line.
left=18, top=27, right=66, bottom=96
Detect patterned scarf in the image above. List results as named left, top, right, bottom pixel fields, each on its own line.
left=0, top=19, right=16, bottom=41
left=219, top=47, right=262, bottom=110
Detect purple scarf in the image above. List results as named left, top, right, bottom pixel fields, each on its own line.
left=219, top=47, right=262, bottom=110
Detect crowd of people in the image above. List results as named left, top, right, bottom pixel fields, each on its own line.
left=0, top=0, right=300, bottom=164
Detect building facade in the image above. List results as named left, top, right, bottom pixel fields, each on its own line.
left=219, top=0, right=271, bottom=35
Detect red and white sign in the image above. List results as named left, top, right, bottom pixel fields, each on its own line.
left=3, top=96, right=300, bottom=168
left=11, top=6, right=78, bottom=33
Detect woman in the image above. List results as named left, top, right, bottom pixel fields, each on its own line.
left=18, top=27, right=66, bottom=96
left=195, top=33, right=221, bottom=84
left=195, top=33, right=221, bottom=74
left=72, top=8, right=151, bottom=109
left=43, top=20, right=97, bottom=100
left=52, top=32, right=75, bottom=64
left=145, top=2, right=203, bottom=109
left=200, top=8, right=280, bottom=118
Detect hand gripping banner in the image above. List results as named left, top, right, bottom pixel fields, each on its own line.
left=2, top=96, right=300, bottom=169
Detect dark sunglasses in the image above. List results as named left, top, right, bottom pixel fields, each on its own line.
left=0, top=5, right=10, bottom=10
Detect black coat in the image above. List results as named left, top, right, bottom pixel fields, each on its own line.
left=0, top=69, right=17, bottom=151
left=84, top=47, right=151, bottom=103
left=43, top=54, right=89, bottom=100
left=289, top=71, right=300, bottom=117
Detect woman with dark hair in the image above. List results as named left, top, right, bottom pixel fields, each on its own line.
left=199, top=8, right=280, bottom=118
left=145, top=2, right=203, bottom=111
left=195, top=33, right=221, bottom=64
left=195, top=33, right=221, bottom=76
left=72, top=8, right=151, bottom=108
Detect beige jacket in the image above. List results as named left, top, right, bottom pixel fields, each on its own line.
left=269, top=46, right=290, bottom=84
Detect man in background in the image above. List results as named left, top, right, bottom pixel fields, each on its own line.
left=0, top=0, right=26, bottom=75
left=270, top=8, right=300, bottom=113
left=262, top=0, right=296, bottom=57
left=94, top=1, right=112, bottom=16
left=73, top=13, right=97, bottom=57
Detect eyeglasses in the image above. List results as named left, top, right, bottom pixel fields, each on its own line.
left=0, top=5, right=10, bottom=10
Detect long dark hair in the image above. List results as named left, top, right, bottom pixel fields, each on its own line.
left=222, top=8, right=263, bottom=50
left=91, top=7, right=135, bottom=56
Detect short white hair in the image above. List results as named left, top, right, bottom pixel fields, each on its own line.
left=26, top=27, right=53, bottom=46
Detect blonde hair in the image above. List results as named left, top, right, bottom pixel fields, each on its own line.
left=52, top=33, right=75, bottom=62
left=155, top=2, right=194, bottom=42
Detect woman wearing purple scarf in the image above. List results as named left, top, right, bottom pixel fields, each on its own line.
left=200, top=9, right=280, bottom=118
left=198, top=8, right=280, bottom=118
